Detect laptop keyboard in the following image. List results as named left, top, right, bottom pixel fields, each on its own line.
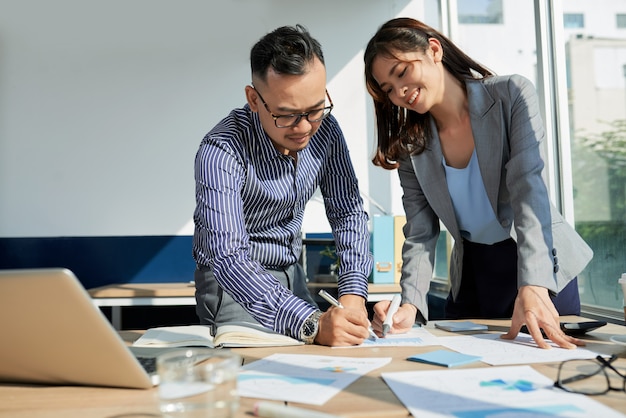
left=136, top=356, right=157, bottom=374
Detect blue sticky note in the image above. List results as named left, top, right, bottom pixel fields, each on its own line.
left=407, top=350, right=482, bottom=368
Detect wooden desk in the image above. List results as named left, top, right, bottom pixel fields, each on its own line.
left=1, top=317, right=624, bottom=418
left=88, top=282, right=401, bottom=329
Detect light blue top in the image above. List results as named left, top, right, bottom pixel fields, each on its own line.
left=444, top=149, right=510, bottom=244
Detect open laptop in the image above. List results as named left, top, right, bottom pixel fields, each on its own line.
left=0, top=268, right=174, bottom=389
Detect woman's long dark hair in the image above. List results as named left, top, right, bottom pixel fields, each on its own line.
left=364, top=18, right=494, bottom=169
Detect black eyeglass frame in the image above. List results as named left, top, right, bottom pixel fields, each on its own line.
left=252, top=86, right=334, bottom=128
left=554, top=355, right=626, bottom=396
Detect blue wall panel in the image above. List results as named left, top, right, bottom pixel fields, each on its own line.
left=0, top=236, right=195, bottom=289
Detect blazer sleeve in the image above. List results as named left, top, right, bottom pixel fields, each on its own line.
left=499, top=75, right=570, bottom=291
left=397, top=155, right=440, bottom=323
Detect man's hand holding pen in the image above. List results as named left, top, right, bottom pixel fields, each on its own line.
left=316, top=291, right=371, bottom=347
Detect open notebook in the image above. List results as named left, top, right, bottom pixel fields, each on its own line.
left=0, top=268, right=174, bottom=389
left=133, top=322, right=303, bottom=349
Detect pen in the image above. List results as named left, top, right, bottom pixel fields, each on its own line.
left=254, top=401, right=341, bottom=418
left=382, top=294, right=401, bottom=337
left=318, top=289, right=343, bottom=308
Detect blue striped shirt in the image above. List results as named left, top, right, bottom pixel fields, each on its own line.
left=192, top=104, right=372, bottom=338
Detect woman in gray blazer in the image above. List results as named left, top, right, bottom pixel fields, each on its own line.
left=364, top=17, right=593, bottom=349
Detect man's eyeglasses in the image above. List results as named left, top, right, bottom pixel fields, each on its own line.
left=554, top=355, right=626, bottom=395
left=253, top=86, right=334, bottom=128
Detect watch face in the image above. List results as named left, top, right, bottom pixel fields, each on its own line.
left=301, top=311, right=321, bottom=343
left=302, top=321, right=315, bottom=337
left=303, top=319, right=316, bottom=337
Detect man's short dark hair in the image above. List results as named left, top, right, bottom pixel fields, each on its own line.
left=250, top=24, right=325, bottom=83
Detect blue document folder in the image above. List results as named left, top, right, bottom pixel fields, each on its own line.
left=372, top=215, right=395, bottom=283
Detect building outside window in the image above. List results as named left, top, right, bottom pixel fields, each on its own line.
left=565, top=4, right=626, bottom=319
left=457, top=0, right=503, bottom=24
left=563, top=13, right=584, bottom=29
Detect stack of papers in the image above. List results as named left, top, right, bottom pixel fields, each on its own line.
left=237, top=353, right=391, bottom=405
left=437, top=333, right=598, bottom=365
left=383, top=365, right=624, bottom=418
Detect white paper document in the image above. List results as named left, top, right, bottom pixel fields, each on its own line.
left=382, top=365, right=625, bottom=418
left=343, top=325, right=440, bottom=348
left=237, top=353, right=391, bottom=405
left=438, top=332, right=599, bottom=365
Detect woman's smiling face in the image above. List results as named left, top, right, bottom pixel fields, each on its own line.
left=370, top=40, right=444, bottom=114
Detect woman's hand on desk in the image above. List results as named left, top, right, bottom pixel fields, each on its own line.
left=501, top=285, right=585, bottom=350
left=371, top=301, right=418, bottom=336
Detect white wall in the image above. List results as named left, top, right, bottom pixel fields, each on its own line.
left=0, top=0, right=438, bottom=237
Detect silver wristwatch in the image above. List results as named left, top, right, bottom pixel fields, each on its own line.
left=300, top=311, right=323, bottom=344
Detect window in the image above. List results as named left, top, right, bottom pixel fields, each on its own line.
left=564, top=13, right=584, bottom=29
left=617, top=14, right=626, bottom=28
left=458, top=0, right=503, bottom=24
left=567, top=36, right=626, bottom=319
left=454, top=2, right=537, bottom=89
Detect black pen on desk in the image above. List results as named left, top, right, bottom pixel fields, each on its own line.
left=254, top=401, right=340, bottom=418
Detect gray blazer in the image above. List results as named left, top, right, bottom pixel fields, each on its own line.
left=397, top=74, right=593, bottom=323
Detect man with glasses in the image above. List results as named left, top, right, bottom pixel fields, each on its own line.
left=192, top=25, right=373, bottom=346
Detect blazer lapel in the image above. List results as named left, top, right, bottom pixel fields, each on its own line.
left=411, top=116, right=461, bottom=241
left=467, top=80, right=504, bottom=217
